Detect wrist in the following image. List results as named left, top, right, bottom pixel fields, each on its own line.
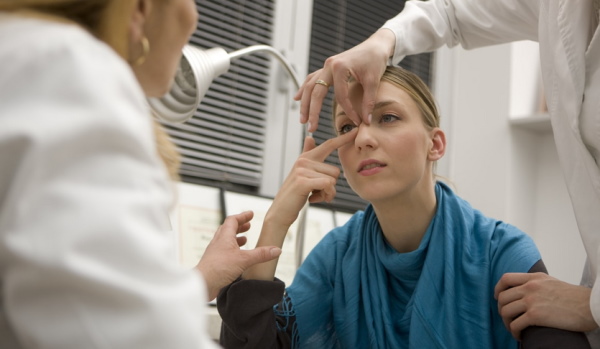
left=263, top=207, right=297, bottom=232
left=371, top=28, right=396, bottom=60
left=260, top=215, right=291, bottom=244
left=197, top=267, right=219, bottom=301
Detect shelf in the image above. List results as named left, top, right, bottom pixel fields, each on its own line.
left=509, top=113, right=552, bottom=133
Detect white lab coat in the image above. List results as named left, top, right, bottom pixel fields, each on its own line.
left=0, top=15, right=218, bottom=349
left=383, top=0, right=600, bottom=341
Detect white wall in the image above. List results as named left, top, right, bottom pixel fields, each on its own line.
left=434, top=43, right=586, bottom=284
left=533, top=134, right=585, bottom=283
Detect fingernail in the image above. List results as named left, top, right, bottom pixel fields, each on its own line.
left=307, top=122, right=312, bottom=132
left=271, top=248, right=282, bottom=258
left=368, top=114, right=372, bottom=123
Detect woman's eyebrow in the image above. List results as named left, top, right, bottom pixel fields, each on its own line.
left=336, top=100, right=397, bottom=118
left=373, top=100, right=396, bottom=110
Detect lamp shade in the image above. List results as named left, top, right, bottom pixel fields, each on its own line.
left=148, top=45, right=230, bottom=123
left=148, top=44, right=301, bottom=124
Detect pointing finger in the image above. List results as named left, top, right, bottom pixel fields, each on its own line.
left=305, top=128, right=357, bottom=162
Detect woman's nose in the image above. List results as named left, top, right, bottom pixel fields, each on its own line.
left=354, top=124, right=376, bottom=150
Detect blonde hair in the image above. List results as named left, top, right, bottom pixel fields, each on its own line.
left=1, top=0, right=182, bottom=180
left=380, top=66, right=439, bottom=129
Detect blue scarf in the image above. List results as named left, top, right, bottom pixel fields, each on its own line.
left=285, top=182, right=540, bottom=348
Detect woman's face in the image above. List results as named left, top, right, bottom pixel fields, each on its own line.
left=135, top=0, right=198, bottom=97
left=334, top=81, right=439, bottom=204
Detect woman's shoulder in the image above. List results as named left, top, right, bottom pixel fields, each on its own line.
left=437, top=182, right=531, bottom=242
left=0, top=14, right=152, bottom=186
left=0, top=13, right=145, bottom=126
left=2, top=14, right=92, bottom=52
left=436, top=182, right=540, bottom=275
left=0, top=14, right=133, bottom=85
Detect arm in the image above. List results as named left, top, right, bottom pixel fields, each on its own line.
left=242, top=131, right=357, bottom=281
left=495, top=270, right=597, bottom=342
left=216, top=134, right=356, bottom=347
left=490, top=222, right=594, bottom=346
left=218, top=227, right=343, bottom=348
left=383, top=0, right=541, bottom=64
left=295, top=0, right=541, bottom=132
left=196, top=211, right=282, bottom=301
left=517, top=261, right=592, bottom=348
left=218, top=278, right=293, bottom=348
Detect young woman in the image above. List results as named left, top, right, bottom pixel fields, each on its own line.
left=218, top=66, right=589, bottom=348
left=296, top=1, right=600, bottom=343
left=0, top=1, right=280, bottom=347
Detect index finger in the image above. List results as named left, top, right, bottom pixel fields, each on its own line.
left=218, top=211, right=254, bottom=235
left=333, top=72, right=360, bottom=127
left=305, top=128, right=357, bottom=162
left=296, top=70, right=320, bottom=125
left=494, top=272, right=532, bottom=299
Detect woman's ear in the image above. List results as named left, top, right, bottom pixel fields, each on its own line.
left=428, top=128, right=446, bottom=161
left=129, top=0, right=151, bottom=44
left=128, top=0, right=152, bottom=64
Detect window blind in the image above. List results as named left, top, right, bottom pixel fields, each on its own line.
left=161, top=0, right=275, bottom=191
left=308, top=0, right=433, bottom=213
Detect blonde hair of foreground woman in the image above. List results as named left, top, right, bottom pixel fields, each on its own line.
left=0, top=0, right=182, bottom=179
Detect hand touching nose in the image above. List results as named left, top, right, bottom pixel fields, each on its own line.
left=269, top=129, right=358, bottom=227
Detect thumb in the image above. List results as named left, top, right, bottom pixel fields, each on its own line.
left=242, top=246, right=282, bottom=267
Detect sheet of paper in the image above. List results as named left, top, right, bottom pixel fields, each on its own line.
left=177, top=205, right=221, bottom=268
left=171, top=182, right=222, bottom=268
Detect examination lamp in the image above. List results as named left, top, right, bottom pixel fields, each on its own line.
left=148, top=44, right=302, bottom=123
left=148, top=44, right=309, bottom=268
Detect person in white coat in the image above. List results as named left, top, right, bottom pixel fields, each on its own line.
left=295, top=0, right=600, bottom=346
left=0, top=0, right=281, bottom=348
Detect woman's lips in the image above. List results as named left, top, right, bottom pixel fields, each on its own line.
left=357, top=159, right=387, bottom=175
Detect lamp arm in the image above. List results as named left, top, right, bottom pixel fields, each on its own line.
left=228, top=45, right=301, bottom=90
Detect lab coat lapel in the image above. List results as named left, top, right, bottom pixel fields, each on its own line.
left=556, top=0, right=588, bottom=126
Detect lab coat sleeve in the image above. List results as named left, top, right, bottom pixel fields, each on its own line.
left=0, top=23, right=217, bottom=349
left=381, top=0, right=541, bottom=64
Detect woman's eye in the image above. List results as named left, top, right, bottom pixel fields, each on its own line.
left=338, top=124, right=355, bottom=134
left=381, top=114, right=400, bottom=123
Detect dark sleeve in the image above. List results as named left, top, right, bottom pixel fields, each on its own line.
left=519, top=259, right=591, bottom=349
left=217, top=278, right=293, bottom=349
